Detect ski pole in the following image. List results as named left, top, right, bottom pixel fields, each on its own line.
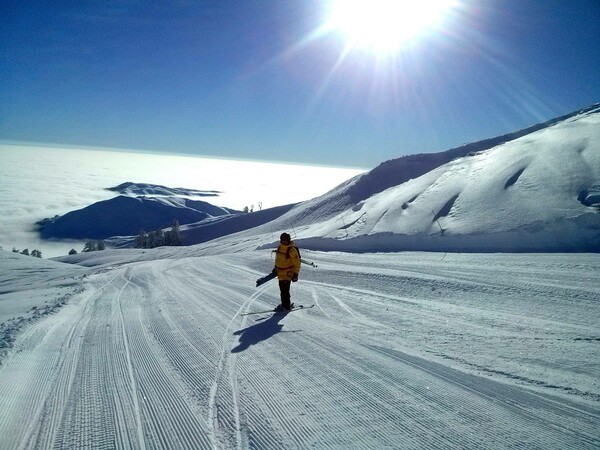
left=300, top=258, right=317, bottom=268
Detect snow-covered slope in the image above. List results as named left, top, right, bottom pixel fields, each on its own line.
left=37, top=105, right=599, bottom=253
left=248, top=104, right=600, bottom=232
left=1, top=248, right=599, bottom=448
left=0, top=251, right=85, bottom=358
left=236, top=104, right=599, bottom=253
left=109, top=203, right=298, bottom=248
left=2, top=105, right=600, bottom=447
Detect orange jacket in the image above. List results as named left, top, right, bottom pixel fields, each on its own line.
left=274, top=241, right=301, bottom=281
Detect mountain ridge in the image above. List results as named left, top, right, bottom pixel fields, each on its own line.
left=40, top=102, right=600, bottom=252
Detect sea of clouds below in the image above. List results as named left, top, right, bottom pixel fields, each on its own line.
left=0, top=144, right=365, bottom=258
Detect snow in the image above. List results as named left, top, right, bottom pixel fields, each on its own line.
left=7, top=105, right=598, bottom=255
left=0, top=251, right=84, bottom=359
left=0, top=248, right=598, bottom=448
left=243, top=105, right=600, bottom=252
left=107, top=181, right=222, bottom=198
left=1, top=105, right=600, bottom=448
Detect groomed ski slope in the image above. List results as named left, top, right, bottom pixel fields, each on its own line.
left=1, top=250, right=599, bottom=449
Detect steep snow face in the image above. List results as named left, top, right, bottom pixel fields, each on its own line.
left=288, top=107, right=600, bottom=252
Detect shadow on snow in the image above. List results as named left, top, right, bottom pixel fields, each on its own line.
left=231, top=313, right=299, bottom=353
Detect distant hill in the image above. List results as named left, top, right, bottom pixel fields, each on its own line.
left=107, top=182, right=221, bottom=197
left=37, top=185, right=240, bottom=240
left=107, top=202, right=298, bottom=248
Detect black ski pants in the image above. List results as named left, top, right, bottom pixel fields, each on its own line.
left=278, top=280, right=292, bottom=309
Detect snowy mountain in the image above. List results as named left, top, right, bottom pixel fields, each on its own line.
left=236, top=103, right=600, bottom=253
left=257, top=103, right=600, bottom=229
left=107, top=181, right=221, bottom=198
left=36, top=105, right=600, bottom=252
left=36, top=183, right=240, bottom=240
left=105, top=104, right=599, bottom=253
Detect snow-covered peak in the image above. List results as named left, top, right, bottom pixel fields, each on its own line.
left=107, top=182, right=221, bottom=198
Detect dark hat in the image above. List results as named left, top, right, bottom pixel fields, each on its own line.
left=280, top=232, right=291, bottom=242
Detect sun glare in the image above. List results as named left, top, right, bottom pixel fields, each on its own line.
left=325, top=0, right=457, bottom=55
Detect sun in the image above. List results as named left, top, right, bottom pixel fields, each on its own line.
left=324, top=0, right=457, bottom=55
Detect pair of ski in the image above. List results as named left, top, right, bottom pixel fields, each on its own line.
left=242, top=304, right=314, bottom=316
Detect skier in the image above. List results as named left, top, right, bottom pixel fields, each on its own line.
left=273, top=232, right=301, bottom=311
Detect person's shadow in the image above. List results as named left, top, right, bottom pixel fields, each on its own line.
left=231, top=313, right=298, bottom=353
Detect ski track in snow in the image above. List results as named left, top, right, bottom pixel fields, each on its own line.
left=0, top=253, right=599, bottom=449
left=208, top=281, right=270, bottom=449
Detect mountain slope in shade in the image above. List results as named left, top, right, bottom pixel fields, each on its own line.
left=38, top=195, right=239, bottom=240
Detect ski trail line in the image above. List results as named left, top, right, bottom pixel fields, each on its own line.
left=367, top=344, right=600, bottom=448
left=229, top=329, right=244, bottom=450
left=311, top=287, right=329, bottom=318
left=207, top=283, right=269, bottom=449
left=327, top=290, right=358, bottom=317
left=117, top=267, right=147, bottom=450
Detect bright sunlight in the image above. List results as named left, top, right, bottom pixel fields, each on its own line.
left=325, top=0, right=457, bottom=55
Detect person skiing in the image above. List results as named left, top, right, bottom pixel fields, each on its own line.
left=273, top=232, right=301, bottom=311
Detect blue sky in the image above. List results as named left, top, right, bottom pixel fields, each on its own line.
left=1, top=1, right=598, bottom=168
